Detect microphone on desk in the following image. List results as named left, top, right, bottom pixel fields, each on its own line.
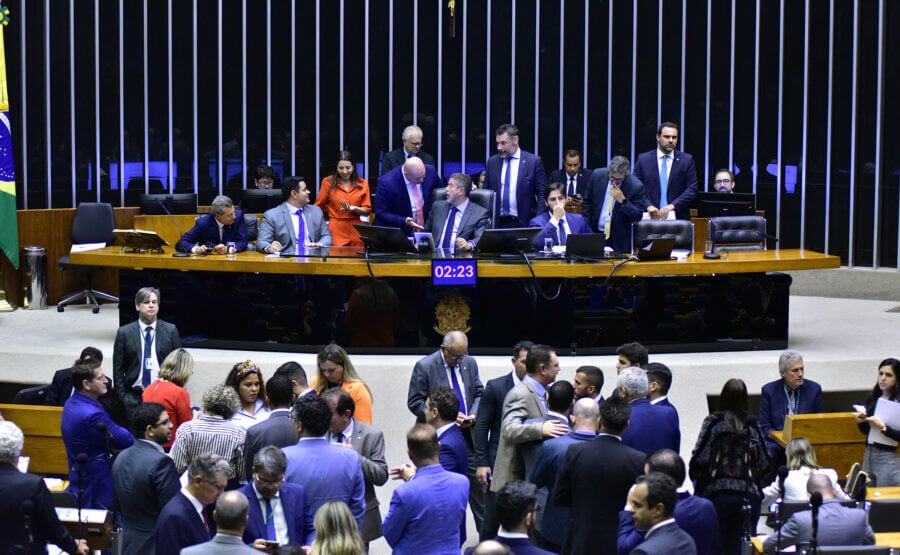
left=158, top=199, right=191, bottom=257
left=754, top=230, right=780, bottom=243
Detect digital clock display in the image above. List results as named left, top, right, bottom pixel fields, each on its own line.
left=432, top=259, right=477, bottom=286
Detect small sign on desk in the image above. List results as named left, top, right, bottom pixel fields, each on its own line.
left=432, top=259, right=477, bottom=286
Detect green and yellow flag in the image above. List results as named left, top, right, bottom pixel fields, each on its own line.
left=0, top=4, right=19, bottom=269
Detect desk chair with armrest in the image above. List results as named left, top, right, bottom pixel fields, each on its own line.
left=430, top=187, right=497, bottom=229
left=57, top=202, right=120, bottom=313
left=708, top=215, right=767, bottom=252
left=631, top=219, right=694, bottom=253
left=867, top=499, right=900, bottom=533
left=817, top=547, right=890, bottom=554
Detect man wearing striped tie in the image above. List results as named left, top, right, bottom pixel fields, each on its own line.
left=633, top=122, right=698, bottom=221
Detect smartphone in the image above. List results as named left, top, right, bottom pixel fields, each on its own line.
left=265, top=540, right=279, bottom=550
left=853, top=404, right=866, bottom=415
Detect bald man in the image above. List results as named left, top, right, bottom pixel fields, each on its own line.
left=374, top=157, right=443, bottom=236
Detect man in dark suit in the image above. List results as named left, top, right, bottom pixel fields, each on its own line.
left=548, top=148, right=592, bottom=202
left=618, top=366, right=680, bottom=456
left=554, top=395, right=646, bottom=555
left=474, top=340, right=532, bottom=541
left=0, top=420, right=90, bottom=555
left=113, top=286, right=181, bottom=427
left=155, top=452, right=231, bottom=555
left=112, top=402, right=180, bottom=555
left=374, top=157, right=442, bottom=236
left=425, top=172, right=490, bottom=251
left=632, top=122, right=698, bottom=221
left=256, top=176, right=332, bottom=253
left=526, top=380, right=574, bottom=430
left=49, top=346, right=119, bottom=417
left=573, top=365, right=605, bottom=404
left=486, top=481, right=554, bottom=555
left=323, top=389, right=389, bottom=548
left=529, top=182, right=592, bottom=250
left=582, top=155, right=648, bottom=254
left=627, top=473, right=697, bottom=555
left=425, top=387, right=471, bottom=545
left=243, top=374, right=297, bottom=480
left=645, top=362, right=681, bottom=430
left=380, top=124, right=437, bottom=175
left=759, top=350, right=823, bottom=466
left=483, top=123, right=548, bottom=228
left=182, top=491, right=257, bottom=555
left=240, top=446, right=314, bottom=549
left=176, top=194, right=249, bottom=253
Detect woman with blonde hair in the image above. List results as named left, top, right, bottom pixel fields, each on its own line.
left=311, top=500, right=364, bottom=555
left=225, top=359, right=271, bottom=429
left=311, top=344, right=373, bottom=424
left=142, top=348, right=194, bottom=449
left=761, top=436, right=849, bottom=505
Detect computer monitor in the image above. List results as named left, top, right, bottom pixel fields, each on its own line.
left=474, top=228, right=542, bottom=255
left=695, top=192, right=756, bottom=218
left=353, top=224, right=417, bottom=253
left=139, top=193, right=198, bottom=215
left=241, top=188, right=285, bottom=213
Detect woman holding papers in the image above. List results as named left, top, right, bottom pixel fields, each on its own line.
left=855, top=358, right=900, bottom=486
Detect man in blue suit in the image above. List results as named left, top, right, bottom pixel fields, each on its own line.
left=485, top=481, right=554, bottom=555
left=582, top=155, right=648, bottom=254
left=627, top=473, right=698, bottom=555
left=283, top=394, right=366, bottom=530
left=240, top=446, right=315, bottom=549
left=256, top=176, right=332, bottom=253
left=548, top=148, right=592, bottom=200
left=243, top=374, right=298, bottom=480
left=759, top=350, right=823, bottom=466
left=176, top=195, right=249, bottom=253
left=632, top=122, right=698, bottom=221
left=529, top=182, right=592, bottom=250
left=383, top=424, right=469, bottom=555
left=62, top=360, right=134, bottom=510
left=155, top=453, right=231, bottom=555
left=425, top=387, right=470, bottom=545
left=425, top=173, right=490, bottom=251
left=483, top=124, right=548, bottom=228
left=646, top=362, right=681, bottom=430
left=618, top=366, right=681, bottom=456
left=374, top=157, right=442, bottom=236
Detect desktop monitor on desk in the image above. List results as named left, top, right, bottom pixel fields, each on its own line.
left=240, top=189, right=285, bottom=213
left=353, top=224, right=417, bottom=253
left=696, top=192, right=756, bottom=218
left=139, top=193, right=198, bottom=215
left=474, top=228, right=542, bottom=255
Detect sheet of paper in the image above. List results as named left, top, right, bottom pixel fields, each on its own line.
left=868, top=397, right=900, bottom=446
left=70, top=242, right=107, bottom=252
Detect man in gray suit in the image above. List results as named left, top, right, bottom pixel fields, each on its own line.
left=323, top=388, right=389, bottom=548
left=112, top=402, right=180, bottom=555
left=181, top=491, right=257, bottom=554
left=243, top=374, right=298, bottom=480
left=113, top=286, right=181, bottom=427
left=491, top=344, right=568, bottom=495
left=425, top=173, right=490, bottom=251
left=256, top=176, right=332, bottom=254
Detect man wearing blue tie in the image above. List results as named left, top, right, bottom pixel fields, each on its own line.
left=633, top=122, right=698, bottom=221
left=425, top=173, right=490, bottom=252
left=529, top=183, right=592, bottom=250
left=256, top=176, right=332, bottom=254
left=483, top=124, right=548, bottom=228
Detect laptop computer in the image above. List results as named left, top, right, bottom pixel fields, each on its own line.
left=565, top=233, right=607, bottom=259
left=474, top=228, right=542, bottom=255
left=636, top=237, right=676, bottom=261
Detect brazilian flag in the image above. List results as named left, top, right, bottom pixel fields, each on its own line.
left=0, top=4, right=18, bottom=270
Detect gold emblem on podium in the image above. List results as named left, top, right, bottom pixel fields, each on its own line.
left=433, top=294, right=471, bottom=335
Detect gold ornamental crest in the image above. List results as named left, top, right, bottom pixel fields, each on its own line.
left=432, top=294, right=472, bottom=335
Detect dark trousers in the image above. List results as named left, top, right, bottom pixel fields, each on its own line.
left=710, top=491, right=760, bottom=555
left=479, top=489, right=500, bottom=542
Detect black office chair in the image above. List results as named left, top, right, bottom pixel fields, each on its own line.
left=57, top=202, right=120, bottom=313
left=866, top=499, right=900, bottom=533
left=631, top=219, right=694, bottom=252
left=817, top=547, right=890, bottom=554
left=708, top=215, right=767, bottom=251
left=430, top=187, right=497, bottom=229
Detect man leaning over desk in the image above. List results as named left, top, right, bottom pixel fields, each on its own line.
left=176, top=195, right=248, bottom=254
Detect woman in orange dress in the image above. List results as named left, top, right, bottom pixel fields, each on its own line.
left=142, top=348, right=194, bottom=450
left=309, top=343, right=374, bottom=424
left=315, top=150, right=372, bottom=247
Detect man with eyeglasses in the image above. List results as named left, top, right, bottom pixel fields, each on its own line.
left=713, top=169, right=736, bottom=193
left=112, top=402, right=180, bottom=555
left=380, top=124, right=437, bottom=176
left=583, top=155, right=649, bottom=254
left=240, top=446, right=315, bottom=550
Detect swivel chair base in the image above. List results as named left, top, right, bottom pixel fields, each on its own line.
left=57, top=288, right=119, bottom=314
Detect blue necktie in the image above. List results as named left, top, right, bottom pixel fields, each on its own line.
left=295, top=209, right=306, bottom=250
left=141, top=326, right=154, bottom=387
left=659, top=155, right=669, bottom=207
left=449, top=365, right=467, bottom=414
left=501, top=158, right=512, bottom=216
left=265, top=497, right=276, bottom=541
left=558, top=218, right=568, bottom=246
left=441, top=207, right=458, bottom=249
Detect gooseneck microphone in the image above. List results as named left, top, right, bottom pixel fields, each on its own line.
left=159, top=198, right=191, bottom=257
left=775, top=465, right=789, bottom=550
left=809, top=491, right=823, bottom=555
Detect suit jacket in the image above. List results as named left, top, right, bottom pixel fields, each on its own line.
left=554, top=435, right=646, bottom=555
left=49, top=366, right=119, bottom=413
left=618, top=492, right=719, bottom=555
left=621, top=397, right=681, bottom=456
left=345, top=419, right=389, bottom=543
left=181, top=533, right=257, bottom=555
left=243, top=409, right=298, bottom=480
left=113, top=318, right=181, bottom=417
left=761, top=500, right=875, bottom=552
left=408, top=350, right=483, bottom=422
left=374, top=164, right=443, bottom=235
left=155, top=491, right=211, bottom=555
left=473, top=372, right=516, bottom=469
left=630, top=521, right=697, bottom=555
left=528, top=212, right=592, bottom=249
left=283, top=438, right=366, bottom=530
left=381, top=147, right=436, bottom=175
left=239, top=481, right=315, bottom=546
left=382, top=464, right=469, bottom=555
left=582, top=169, right=648, bottom=253
left=549, top=167, right=592, bottom=198
left=426, top=199, right=490, bottom=249
left=758, top=378, right=823, bottom=449
left=0, top=464, right=80, bottom=555
left=256, top=202, right=332, bottom=252
left=61, top=392, right=135, bottom=510
left=491, top=377, right=548, bottom=493
left=438, top=424, right=470, bottom=476
left=176, top=210, right=249, bottom=252
left=632, top=149, right=698, bottom=220
left=484, top=149, right=548, bottom=226
left=112, top=439, right=180, bottom=555
left=529, top=430, right=596, bottom=548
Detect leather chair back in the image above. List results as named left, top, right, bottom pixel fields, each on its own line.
left=708, top=215, right=767, bottom=251
left=430, top=187, right=496, bottom=229
left=71, top=202, right=117, bottom=245
left=631, top=219, right=693, bottom=252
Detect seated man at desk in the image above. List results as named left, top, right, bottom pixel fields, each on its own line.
left=257, top=176, right=332, bottom=254
left=529, top=182, right=591, bottom=250
left=176, top=195, right=248, bottom=254
left=424, top=172, right=489, bottom=252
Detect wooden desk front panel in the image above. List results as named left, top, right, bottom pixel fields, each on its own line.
left=0, top=404, right=67, bottom=476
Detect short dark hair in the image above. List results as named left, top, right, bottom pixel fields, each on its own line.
left=495, top=124, right=519, bottom=138
left=547, top=381, right=574, bottom=413
left=543, top=182, right=567, bottom=201
left=512, top=340, right=533, bottom=358
left=427, top=387, right=459, bottom=422
left=274, top=361, right=308, bottom=387
left=407, top=424, right=440, bottom=460
left=657, top=121, right=680, bottom=134
left=563, top=149, right=582, bottom=160
left=449, top=173, right=473, bottom=197
left=617, top=342, right=648, bottom=367
left=525, top=344, right=554, bottom=375
left=78, top=346, right=103, bottom=364
left=599, top=395, right=632, bottom=434
left=282, top=176, right=308, bottom=201
left=637, top=472, right=678, bottom=517
left=291, top=394, right=333, bottom=437
left=575, top=365, right=604, bottom=392
left=496, top=481, right=538, bottom=531
left=322, top=388, right=356, bottom=418
left=132, top=402, right=166, bottom=436
left=71, top=361, right=101, bottom=392
left=644, top=362, right=672, bottom=395
left=645, top=449, right=686, bottom=485
left=265, top=374, right=295, bottom=408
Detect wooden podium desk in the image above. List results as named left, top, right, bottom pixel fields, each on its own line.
left=770, top=412, right=866, bottom=477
